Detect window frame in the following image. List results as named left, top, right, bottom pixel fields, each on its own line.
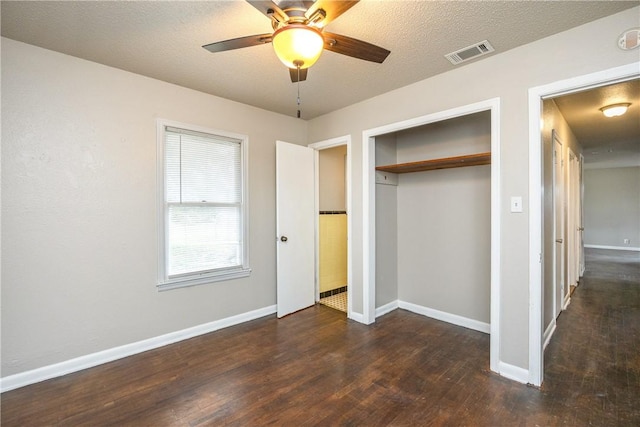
left=156, top=119, right=250, bottom=291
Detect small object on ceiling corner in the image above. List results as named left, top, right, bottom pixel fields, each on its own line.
left=297, top=110, right=301, bottom=119
left=618, top=28, right=640, bottom=50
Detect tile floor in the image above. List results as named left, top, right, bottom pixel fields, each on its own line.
left=319, top=291, right=347, bottom=313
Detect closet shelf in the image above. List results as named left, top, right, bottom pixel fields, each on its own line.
left=375, top=152, right=491, bottom=174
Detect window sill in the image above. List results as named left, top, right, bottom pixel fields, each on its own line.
left=158, top=267, right=252, bottom=291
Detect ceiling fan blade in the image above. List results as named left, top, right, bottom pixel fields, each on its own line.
left=306, top=1, right=359, bottom=27
left=246, top=1, right=289, bottom=24
left=202, top=34, right=273, bottom=53
left=323, top=32, right=390, bottom=63
left=289, top=67, right=308, bottom=83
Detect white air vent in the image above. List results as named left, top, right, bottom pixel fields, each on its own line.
left=445, top=40, right=495, bottom=65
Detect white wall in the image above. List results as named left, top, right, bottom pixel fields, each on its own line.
left=1, top=38, right=307, bottom=377
left=583, top=166, right=640, bottom=249
left=308, top=7, right=640, bottom=371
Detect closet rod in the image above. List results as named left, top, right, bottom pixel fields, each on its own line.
left=376, top=152, right=491, bottom=174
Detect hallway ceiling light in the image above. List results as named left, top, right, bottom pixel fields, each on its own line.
left=599, top=103, right=631, bottom=117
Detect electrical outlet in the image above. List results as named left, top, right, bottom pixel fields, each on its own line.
left=624, top=238, right=630, bottom=244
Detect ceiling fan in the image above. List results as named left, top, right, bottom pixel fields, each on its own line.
left=202, top=0, right=391, bottom=83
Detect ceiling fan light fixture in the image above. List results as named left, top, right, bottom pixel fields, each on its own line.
left=600, top=103, right=631, bottom=117
left=272, top=24, right=324, bottom=69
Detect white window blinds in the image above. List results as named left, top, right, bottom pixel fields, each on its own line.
left=164, top=126, right=243, bottom=278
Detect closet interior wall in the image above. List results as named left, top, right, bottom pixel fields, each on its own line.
left=375, top=111, right=492, bottom=326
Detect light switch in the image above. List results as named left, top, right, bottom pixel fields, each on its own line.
left=510, top=196, right=523, bottom=213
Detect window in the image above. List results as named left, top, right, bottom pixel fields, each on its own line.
left=157, top=120, right=250, bottom=290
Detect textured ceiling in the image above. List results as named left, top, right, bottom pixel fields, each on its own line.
left=1, top=0, right=636, bottom=120
left=553, top=79, right=640, bottom=168
left=2, top=1, right=638, bottom=167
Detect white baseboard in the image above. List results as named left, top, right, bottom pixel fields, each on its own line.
left=0, top=305, right=277, bottom=393
left=348, top=311, right=364, bottom=323
left=542, top=319, right=556, bottom=350
left=563, top=294, right=571, bottom=310
left=375, top=300, right=399, bottom=318
left=498, top=361, right=529, bottom=384
left=584, top=244, right=640, bottom=252
left=398, top=301, right=490, bottom=334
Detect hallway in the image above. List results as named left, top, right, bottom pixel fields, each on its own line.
left=542, top=248, right=640, bottom=425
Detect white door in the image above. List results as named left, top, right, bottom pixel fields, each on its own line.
left=276, top=140, right=315, bottom=317
left=553, top=133, right=565, bottom=314
left=567, top=150, right=581, bottom=288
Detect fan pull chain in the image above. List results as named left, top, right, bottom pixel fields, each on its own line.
left=296, top=65, right=301, bottom=119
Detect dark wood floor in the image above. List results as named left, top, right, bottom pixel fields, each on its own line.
left=2, top=248, right=639, bottom=426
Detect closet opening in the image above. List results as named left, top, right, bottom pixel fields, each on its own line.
left=362, top=98, right=501, bottom=376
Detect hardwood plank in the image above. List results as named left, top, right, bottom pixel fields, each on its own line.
left=2, top=248, right=639, bottom=425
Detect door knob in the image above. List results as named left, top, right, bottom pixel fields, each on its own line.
left=556, top=239, right=563, bottom=243
left=280, top=236, right=288, bottom=242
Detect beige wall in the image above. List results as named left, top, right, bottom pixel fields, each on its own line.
left=395, top=112, right=491, bottom=324
left=319, top=145, right=347, bottom=212
left=1, top=38, right=307, bottom=376
left=308, top=7, right=639, bottom=370
left=583, top=166, right=640, bottom=248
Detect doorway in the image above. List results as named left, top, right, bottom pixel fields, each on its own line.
left=317, top=145, right=348, bottom=313
left=528, top=62, right=639, bottom=386
left=309, top=136, right=352, bottom=317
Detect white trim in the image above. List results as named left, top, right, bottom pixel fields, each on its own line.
left=585, top=244, right=640, bottom=252
left=0, top=305, right=276, bottom=393
left=543, top=319, right=556, bottom=350
left=563, top=293, right=571, bottom=311
left=489, top=98, right=502, bottom=375
left=375, top=300, right=399, bottom=318
left=497, top=361, right=529, bottom=384
left=528, top=62, right=640, bottom=387
left=528, top=87, right=544, bottom=387
left=362, top=98, right=501, bottom=372
left=155, top=119, right=251, bottom=290
left=362, top=134, right=376, bottom=325
left=309, top=136, right=353, bottom=320
left=349, top=311, right=364, bottom=323
left=399, top=301, right=491, bottom=334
